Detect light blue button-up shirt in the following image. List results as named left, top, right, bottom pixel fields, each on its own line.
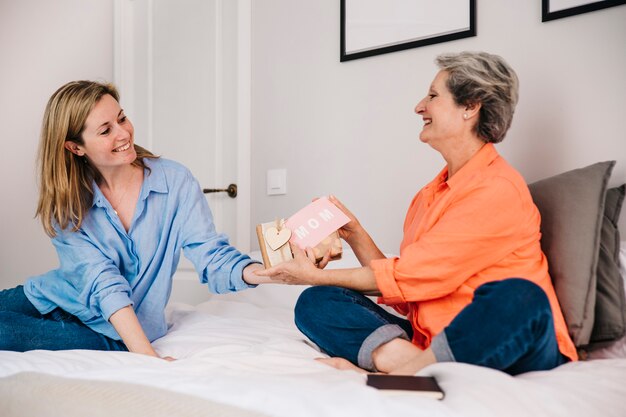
left=24, top=158, right=255, bottom=342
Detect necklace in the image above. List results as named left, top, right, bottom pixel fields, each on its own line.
left=108, top=167, right=137, bottom=216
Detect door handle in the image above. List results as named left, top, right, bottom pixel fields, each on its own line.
left=202, top=183, right=237, bottom=198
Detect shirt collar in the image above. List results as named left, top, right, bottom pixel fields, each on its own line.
left=445, top=143, right=499, bottom=189
left=91, top=158, right=168, bottom=208
left=140, top=157, right=168, bottom=198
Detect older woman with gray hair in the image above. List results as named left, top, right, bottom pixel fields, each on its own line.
left=255, top=51, right=577, bottom=375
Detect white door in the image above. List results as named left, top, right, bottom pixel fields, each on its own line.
left=114, top=0, right=251, bottom=304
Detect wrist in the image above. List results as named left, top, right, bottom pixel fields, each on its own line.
left=345, top=224, right=367, bottom=244
left=243, top=262, right=266, bottom=284
left=128, top=344, right=158, bottom=357
left=347, top=227, right=374, bottom=249
left=310, top=266, right=329, bottom=286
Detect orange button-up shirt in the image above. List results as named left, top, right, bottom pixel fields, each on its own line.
left=371, top=144, right=577, bottom=362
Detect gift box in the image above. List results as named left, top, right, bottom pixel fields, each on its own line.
left=255, top=197, right=349, bottom=268
left=256, top=220, right=342, bottom=268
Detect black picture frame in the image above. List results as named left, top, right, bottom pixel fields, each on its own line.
left=340, top=0, right=476, bottom=62
left=542, top=0, right=626, bottom=22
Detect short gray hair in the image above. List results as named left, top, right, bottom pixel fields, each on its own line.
left=435, top=51, right=519, bottom=143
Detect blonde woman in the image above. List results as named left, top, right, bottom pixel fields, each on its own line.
left=0, top=81, right=264, bottom=358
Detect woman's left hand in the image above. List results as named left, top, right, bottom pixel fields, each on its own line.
left=254, top=244, right=326, bottom=285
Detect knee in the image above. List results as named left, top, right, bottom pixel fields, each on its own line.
left=478, top=278, right=550, bottom=313
left=295, top=286, right=341, bottom=319
left=295, top=286, right=352, bottom=330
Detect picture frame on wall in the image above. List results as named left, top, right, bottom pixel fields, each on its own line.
left=340, top=0, right=476, bottom=62
left=542, top=0, right=626, bottom=22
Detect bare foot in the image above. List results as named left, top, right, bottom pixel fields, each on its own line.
left=316, top=357, right=368, bottom=374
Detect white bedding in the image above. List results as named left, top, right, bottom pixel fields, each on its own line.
left=1, top=297, right=625, bottom=417
left=1, top=249, right=626, bottom=417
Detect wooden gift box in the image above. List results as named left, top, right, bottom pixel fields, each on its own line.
left=256, top=219, right=342, bottom=268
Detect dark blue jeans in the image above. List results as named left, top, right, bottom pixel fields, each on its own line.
left=295, top=278, right=568, bottom=375
left=0, top=286, right=127, bottom=352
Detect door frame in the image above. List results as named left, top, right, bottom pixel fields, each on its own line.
left=113, top=0, right=251, bottom=252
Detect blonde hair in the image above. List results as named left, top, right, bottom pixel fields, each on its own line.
left=435, top=51, right=519, bottom=143
left=36, top=80, right=158, bottom=237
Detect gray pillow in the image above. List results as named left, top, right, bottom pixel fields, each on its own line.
left=528, top=161, right=615, bottom=347
left=587, top=184, right=626, bottom=348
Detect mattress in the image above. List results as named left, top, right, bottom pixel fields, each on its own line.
left=1, top=250, right=625, bottom=417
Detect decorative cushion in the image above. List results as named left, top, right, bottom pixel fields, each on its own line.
left=587, top=185, right=626, bottom=348
left=586, top=241, right=626, bottom=360
left=528, top=161, right=615, bottom=347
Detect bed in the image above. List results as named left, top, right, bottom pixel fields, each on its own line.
left=1, top=243, right=625, bottom=417
left=2, top=162, right=626, bottom=417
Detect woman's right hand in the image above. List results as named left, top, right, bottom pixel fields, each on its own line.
left=328, top=195, right=364, bottom=244
left=328, top=195, right=386, bottom=266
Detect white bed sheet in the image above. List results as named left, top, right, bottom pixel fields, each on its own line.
left=1, top=297, right=625, bottom=417
left=2, top=246, right=626, bottom=417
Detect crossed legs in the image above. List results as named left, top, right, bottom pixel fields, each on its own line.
left=295, top=279, right=567, bottom=375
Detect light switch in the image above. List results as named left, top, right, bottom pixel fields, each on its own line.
left=267, top=169, right=287, bottom=195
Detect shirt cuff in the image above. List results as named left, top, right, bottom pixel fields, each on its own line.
left=231, top=258, right=262, bottom=290
left=99, top=291, right=134, bottom=321
left=370, top=257, right=405, bottom=305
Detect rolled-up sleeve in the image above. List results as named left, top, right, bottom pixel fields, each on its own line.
left=52, top=227, right=133, bottom=321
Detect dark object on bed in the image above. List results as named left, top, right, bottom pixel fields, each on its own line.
left=366, top=374, right=444, bottom=399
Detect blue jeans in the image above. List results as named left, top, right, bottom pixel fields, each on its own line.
left=0, top=286, right=127, bottom=352
left=295, top=278, right=568, bottom=375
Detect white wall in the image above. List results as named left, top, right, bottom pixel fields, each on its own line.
left=250, top=0, right=626, bottom=254
left=0, top=0, right=113, bottom=289
left=2, top=1, right=625, bottom=291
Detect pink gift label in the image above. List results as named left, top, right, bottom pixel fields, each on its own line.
left=285, top=197, right=350, bottom=249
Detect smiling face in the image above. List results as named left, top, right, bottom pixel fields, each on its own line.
left=65, top=94, right=136, bottom=174
left=414, top=70, right=467, bottom=150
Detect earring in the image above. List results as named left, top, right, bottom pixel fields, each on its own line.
left=463, top=114, right=468, bottom=119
